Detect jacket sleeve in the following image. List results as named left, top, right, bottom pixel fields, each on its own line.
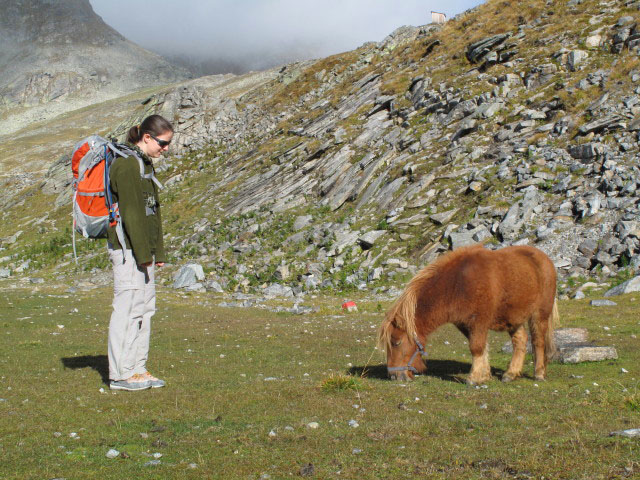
left=113, top=157, right=153, bottom=264
left=154, top=201, right=166, bottom=263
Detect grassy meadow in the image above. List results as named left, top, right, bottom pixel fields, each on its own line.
left=0, top=286, right=638, bottom=479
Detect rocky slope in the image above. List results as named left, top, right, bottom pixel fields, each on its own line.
left=0, top=0, right=190, bottom=135
left=3, top=0, right=640, bottom=301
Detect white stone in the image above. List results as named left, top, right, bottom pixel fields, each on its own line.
left=585, top=34, right=602, bottom=48
left=610, top=428, right=640, bottom=438
left=106, top=449, right=120, bottom=459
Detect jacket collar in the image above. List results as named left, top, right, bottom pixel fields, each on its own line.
left=126, top=143, right=153, bottom=164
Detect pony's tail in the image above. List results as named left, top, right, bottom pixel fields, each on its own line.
left=544, top=297, right=559, bottom=362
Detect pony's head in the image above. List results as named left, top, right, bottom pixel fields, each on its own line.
left=377, top=289, right=426, bottom=381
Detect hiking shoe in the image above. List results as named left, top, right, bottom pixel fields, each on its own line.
left=110, top=374, right=152, bottom=391
left=142, top=371, right=166, bottom=388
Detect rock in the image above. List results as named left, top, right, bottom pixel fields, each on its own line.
left=173, top=264, right=205, bottom=289
left=609, top=428, right=640, bottom=438
left=468, top=181, right=483, bottom=192
left=573, top=290, right=586, bottom=300
left=368, top=267, right=384, bottom=282
left=358, top=230, right=387, bottom=249
left=293, top=215, right=313, bottom=231
left=0, top=268, right=10, bottom=278
left=430, top=209, right=458, bottom=225
left=585, top=34, right=602, bottom=48
left=274, top=265, right=290, bottom=281
left=502, top=328, right=617, bottom=363
left=604, top=276, right=640, bottom=296
left=300, top=464, right=315, bottom=476
left=578, top=239, right=598, bottom=257
left=263, top=283, right=294, bottom=298
left=466, top=34, right=510, bottom=63
left=106, top=449, right=120, bottom=459
left=3, top=230, right=22, bottom=245
left=307, top=422, right=319, bottom=429
left=451, top=118, right=477, bottom=141
left=568, top=143, right=605, bottom=160
left=330, top=230, right=361, bottom=255
left=561, top=346, right=618, bottom=363
left=449, top=231, right=478, bottom=249
left=503, top=328, right=590, bottom=353
left=206, top=280, right=224, bottom=293
left=568, top=50, right=588, bottom=71
left=498, top=187, right=539, bottom=241
left=578, top=115, right=626, bottom=136
left=524, top=64, right=557, bottom=89
left=590, top=299, right=618, bottom=306
left=449, top=226, right=491, bottom=249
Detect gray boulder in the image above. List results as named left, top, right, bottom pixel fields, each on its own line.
left=501, top=328, right=618, bottom=363
left=466, top=34, right=510, bottom=63
left=604, top=276, right=640, bottom=297
left=173, top=264, right=205, bottom=289
left=358, top=230, right=387, bottom=249
left=430, top=208, right=458, bottom=225
left=568, top=143, right=605, bottom=160
left=561, top=346, right=618, bottom=363
left=263, top=283, right=295, bottom=298
left=567, top=50, right=588, bottom=71
left=590, top=299, right=618, bottom=306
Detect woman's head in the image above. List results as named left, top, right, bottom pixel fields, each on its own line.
left=126, top=114, right=174, bottom=158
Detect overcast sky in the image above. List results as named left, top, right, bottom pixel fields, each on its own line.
left=90, top=0, right=484, bottom=74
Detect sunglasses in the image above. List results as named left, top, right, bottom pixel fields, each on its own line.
left=150, top=134, right=171, bottom=148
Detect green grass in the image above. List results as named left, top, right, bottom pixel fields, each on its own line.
left=0, top=286, right=638, bottom=479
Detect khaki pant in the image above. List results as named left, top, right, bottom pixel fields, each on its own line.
left=107, top=245, right=155, bottom=381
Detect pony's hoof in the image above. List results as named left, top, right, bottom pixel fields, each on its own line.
left=466, top=377, right=488, bottom=386
left=534, top=374, right=546, bottom=381
left=502, top=373, right=519, bottom=383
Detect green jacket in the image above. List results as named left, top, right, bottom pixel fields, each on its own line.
left=106, top=144, right=166, bottom=264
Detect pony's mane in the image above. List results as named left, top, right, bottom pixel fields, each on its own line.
left=377, top=245, right=484, bottom=353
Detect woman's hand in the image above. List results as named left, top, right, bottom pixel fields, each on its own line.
left=139, top=261, right=164, bottom=268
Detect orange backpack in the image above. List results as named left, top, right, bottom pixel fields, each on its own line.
left=71, top=136, right=161, bottom=261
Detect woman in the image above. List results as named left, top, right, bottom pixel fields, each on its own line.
left=107, top=114, right=173, bottom=391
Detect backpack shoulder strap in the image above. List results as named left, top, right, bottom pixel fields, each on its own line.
left=110, top=143, right=164, bottom=189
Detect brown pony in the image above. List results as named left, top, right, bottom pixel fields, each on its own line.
left=378, top=245, right=558, bottom=385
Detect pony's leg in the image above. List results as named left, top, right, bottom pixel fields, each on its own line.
left=502, top=325, right=527, bottom=382
left=530, top=313, right=549, bottom=381
left=467, top=329, right=491, bottom=385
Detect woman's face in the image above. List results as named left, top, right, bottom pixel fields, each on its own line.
left=139, top=130, right=173, bottom=158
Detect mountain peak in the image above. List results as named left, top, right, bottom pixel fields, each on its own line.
left=0, top=0, right=190, bottom=134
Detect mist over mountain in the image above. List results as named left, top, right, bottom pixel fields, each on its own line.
left=90, top=0, right=482, bottom=75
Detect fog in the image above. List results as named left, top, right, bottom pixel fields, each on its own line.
left=90, top=0, right=483, bottom=75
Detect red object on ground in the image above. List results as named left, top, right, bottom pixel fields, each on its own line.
left=342, top=301, right=357, bottom=310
